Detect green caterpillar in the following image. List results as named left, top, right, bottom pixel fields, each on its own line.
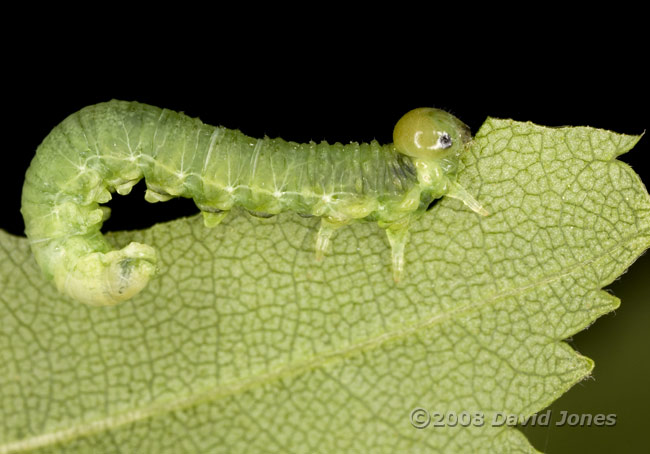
left=21, top=100, right=487, bottom=306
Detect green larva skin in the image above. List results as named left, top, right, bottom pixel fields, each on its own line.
left=21, top=100, right=486, bottom=306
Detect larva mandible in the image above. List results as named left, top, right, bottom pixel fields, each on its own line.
left=21, top=100, right=487, bottom=306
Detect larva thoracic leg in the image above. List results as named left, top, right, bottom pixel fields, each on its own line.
left=384, top=218, right=411, bottom=282
left=21, top=101, right=486, bottom=306
left=315, top=217, right=350, bottom=261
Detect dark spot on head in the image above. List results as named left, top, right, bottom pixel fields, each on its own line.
left=439, top=133, right=452, bottom=149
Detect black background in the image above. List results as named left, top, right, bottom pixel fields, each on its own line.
left=3, top=45, right=648, bottom=235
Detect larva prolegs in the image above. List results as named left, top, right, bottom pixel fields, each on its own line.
left=59, top=242, right=157, bottom=306
left=202, top=210, right=229, bottom=228
left=145, top=188, right=174, bottom=203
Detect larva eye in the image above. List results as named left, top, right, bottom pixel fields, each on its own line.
left=393, top=107, right=470, bottom=159
left=438, top=132, right=452, bottom=149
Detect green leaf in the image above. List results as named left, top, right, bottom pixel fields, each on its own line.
left=1, top=119, right=649, bottom=453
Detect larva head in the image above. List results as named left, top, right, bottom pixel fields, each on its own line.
left=393, top=107, right=471, bottom=162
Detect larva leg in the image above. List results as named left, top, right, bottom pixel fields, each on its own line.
left=59, top=242, right=157, bottom=307
left=446, top=181, right=489, bottom=216
left=315, top=217, right=349, bottom=261
left=145, top=188, right=174, bottom=203
left=383, top=219, right=411, bottom=283
left=202, top=210, right=229, bottom=228
left=100, top=206, right=112, bottom=222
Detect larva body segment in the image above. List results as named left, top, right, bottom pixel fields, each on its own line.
left=21, top=101, right=486, bottom=306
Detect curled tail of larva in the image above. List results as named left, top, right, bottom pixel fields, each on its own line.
left=21, top=101, right=163, bottom=306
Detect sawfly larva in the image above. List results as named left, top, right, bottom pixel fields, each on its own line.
left=21, top=101, right=487, bottom=306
